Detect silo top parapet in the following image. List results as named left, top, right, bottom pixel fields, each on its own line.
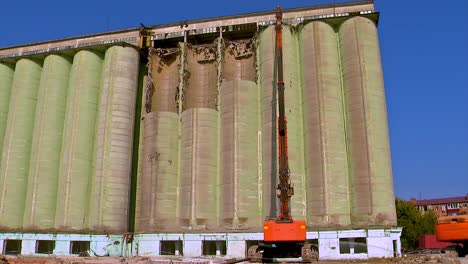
left=0, top=1, right=376, bottom=61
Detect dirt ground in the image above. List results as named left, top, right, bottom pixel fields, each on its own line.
left=1, top=255, right=467, bottom=264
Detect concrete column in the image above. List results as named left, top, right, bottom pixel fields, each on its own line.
left=184, top=240, right=202, bottom=257
left=0, top=240, right=4, bottom=254
left=318, top=231, right=339, bottom=260
left=21, top=240, right=36, bottom=255
left=227, top=240, right=245, bottom=258
left=137, top=240, right=159, bottom=256
left=54, top=240, right=71, bottom=255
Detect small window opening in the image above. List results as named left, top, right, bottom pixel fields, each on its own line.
left=3, top=240, right=21, bottom=255
left=160, top=241, right=183, bottom=256
left=202, top=241, right=226, bottom=256
left=36, top=240, right=55, bottom=254
left=339, top=238, right=367, bottom=254
left=70, top=241, right=90, bottom=255
left=339, top=238, right=351, bottom=254
left=353, top=238, right=367, bottom=253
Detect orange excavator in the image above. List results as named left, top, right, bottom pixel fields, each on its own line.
left=247, top=6, right=316, bottom=262
left=435, top=215, right=468, bottom=257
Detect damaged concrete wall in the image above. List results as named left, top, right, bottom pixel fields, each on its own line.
left=220, top=39, right=261, bottom=229
left=0, top=15, right=396, bottom=233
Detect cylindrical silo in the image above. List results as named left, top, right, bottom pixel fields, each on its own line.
left=339, top=16, right=396, bottom=226
left=223, top=39, right=256, bottom=81
left=257, top=26, right=277, bottom=219
left=23, top=54, right=72, bottom=230
left=0, top=58, right=42, bottom=229
left=220, top=79, right=260, bottom=229
left=300, top=21, right=351, bottom=228
left=0, top=63, right=14, bottom=159
left=180, top=108, right=218, bottom=229
left=137, top=111, right=179, bottom=232
left=184, top=45, right=218, bottom=110
left=88, top=46, right=139, bottom=233
left=282, top=26, right=306, bottom=220
left=55, top=50, right=103, bottom=231
left=135, top=46, right=181, bottom=232
left=258, top=25, right=306, bottom=220
left=150, top=48, right=180, bottom=112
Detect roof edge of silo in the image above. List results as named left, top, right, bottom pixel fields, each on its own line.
left=0, top=1, right=375, bottom=60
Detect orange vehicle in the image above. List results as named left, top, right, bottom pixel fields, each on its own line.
left=435, top=215, right=468, bottom=256
left=247, top=6, right=315, bottom=262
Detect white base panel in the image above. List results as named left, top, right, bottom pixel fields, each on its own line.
left=0, top=228, right=402, bottom=259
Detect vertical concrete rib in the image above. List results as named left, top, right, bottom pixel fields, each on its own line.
left=0, top=58, right=42, bottom=229
left=339, top=16, right=396, bottom=226
left=89, top=46, right=139, bottom=233
left=55, top=50, right=102, bottom=231
left=23, top=54, right=72, bottom=230
left=300, top=21, right=351, bottom=228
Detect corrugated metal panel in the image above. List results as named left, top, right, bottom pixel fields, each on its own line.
left=0, top=58, right=42, bottom=229
left=339, top=16, right=396, bottom=226
left=300, top=21, right=351, bottom=228
left=55, top=50, right=103, bottom=231
left=89, top=46, right=139, bottom=233
left=23, top=54, right=72, bottom=230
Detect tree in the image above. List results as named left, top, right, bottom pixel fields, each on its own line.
left=395, top=198, right=437, bottom=250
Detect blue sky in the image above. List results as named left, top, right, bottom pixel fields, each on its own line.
left=1, top=0, right=467, bottom=200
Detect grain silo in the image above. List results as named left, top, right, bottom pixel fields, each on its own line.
left=0, top=1, right=401, bottom=260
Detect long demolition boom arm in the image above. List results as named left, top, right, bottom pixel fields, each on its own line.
left=275, top=6, right=294, bottom=222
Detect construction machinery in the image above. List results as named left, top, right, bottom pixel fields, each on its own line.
left=435, top=215, right=468, bottom=257
left=248, top=6, right=317, bottom=262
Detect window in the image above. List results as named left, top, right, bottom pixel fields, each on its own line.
left=442, top=205, right=446, bottom=211
left=463, top=203, right=467, bottom=208
left=70, top=241, right=90, bottom=255
left=160, top=241, right=183, bottom=256
left=36, top=240, right=55, bottom=254
left=3, top=240, right=21, bottom=255
left=434, top=206, right=438, bottom=211
left=339, top=238, right=367, bottom=254
left=202, top=241, right=226, bottom=256
left=447, top=203, right=459, bottom=209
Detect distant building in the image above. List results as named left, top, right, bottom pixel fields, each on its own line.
left=410, top=194, right=468, bottom=217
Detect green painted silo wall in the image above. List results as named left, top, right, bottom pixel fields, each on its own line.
left=0, top=58, right=42, bottom=229
left=23, top=54, right=72, bottom=230
left=0, top=63, right=14, bottom=162
left=55, top=50, right=103, bottom=231
left=339, top=16, right=396, bottom=226
left=300, top=21, right=351, bottom=228
left=89, top=46, right=139, bottom=233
